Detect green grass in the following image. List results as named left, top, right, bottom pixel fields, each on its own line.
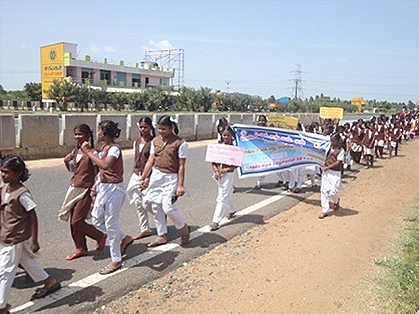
left=371, top=198, right=419, bottom=313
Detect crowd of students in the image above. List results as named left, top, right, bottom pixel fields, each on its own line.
left=0, top=109, right=417, bottom=313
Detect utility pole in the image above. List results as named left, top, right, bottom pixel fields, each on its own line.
left=225, top=80, right=231, bottom=94
left=291, top=64, right=303, bottom=100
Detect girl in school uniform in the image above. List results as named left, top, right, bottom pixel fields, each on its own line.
left=59, top=124, right=106, bottom=261
left=81, top=120, right=133, bottom=275
left=253, top=115, right=284, bottom=189
left=389, top=121, right=401, bottom=158
left=139, top=115, right=190, bottom=247
left=362, top=121, right=376, bottom=168
left=210, top=126, right=238, bottom=231
left=350, top=119, right=364, bottom=164
left=0, top=156, right=61, bottom=313
left=126, top=117, right=155, bottom=240
left=318, top=133, right=345, bottom=219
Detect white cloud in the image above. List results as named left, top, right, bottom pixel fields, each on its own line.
left=88, top=42, right=101, bottom=54
left=336, top=56, right=348, bottom=63
left=141, top=39, right=175, bottom=51
left=15, top=42, right=27, bottom=53
left=104, top=45, right=118, bottom=53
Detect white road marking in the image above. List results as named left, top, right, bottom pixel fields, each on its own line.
left=11, top=192, right=286, bottom=313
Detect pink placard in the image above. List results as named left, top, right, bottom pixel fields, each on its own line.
left=205, top=143, right=244, bottom=167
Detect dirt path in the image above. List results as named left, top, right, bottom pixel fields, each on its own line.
left=92, top=140, right=419, bottom=314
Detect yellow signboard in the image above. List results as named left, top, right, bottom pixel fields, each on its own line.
left=267, top=114, right=299, bottom=130
left=41, top=43, right=65, bottom=99
left=319, top=107, right=343, bottom=119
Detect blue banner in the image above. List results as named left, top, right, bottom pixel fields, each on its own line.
left=232, top=124, right=330, bottom=178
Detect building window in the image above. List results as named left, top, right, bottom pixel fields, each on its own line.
left=145, top=77, right=149, bottom=86
left=81, top=68, right=94, bottom=84
left=132, top=74, right=141, bottom=88
left=100, top=70, right=111, bottom=82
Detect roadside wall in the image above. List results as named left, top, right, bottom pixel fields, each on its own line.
left=0, top=112, right=320, bottom=160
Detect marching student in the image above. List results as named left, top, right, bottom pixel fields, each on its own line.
left=389, top=121, right=401, bottom=158
left=126, top=117, right=155, bottom=240
left=362, top=121, right=376, bottom=169
left=139, top=115, right=190, bottom=247
left=254, top=114, right=268, bottom=189
left=318, top=133, right=344, bottom=219
left=210, top=126, right=237, bottom=231
left=0, top=156, right=61, bottom=313
left=350, top=119, right=364, bottom=164
left=374, top=115, right=387, bottom=158
left=60, top=124, right=106, bottom=261
left=81, top=120, right=133, bottom=275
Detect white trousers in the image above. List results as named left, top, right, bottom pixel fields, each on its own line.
left=213, top=172, right=235, bottom=224
left=296, top=165, right=319, bottom=189
left=0, top=239, right=48, bottom=308
left=149, top=196, right=186, bottom=236
left=320, top=169, right=342, bottom=214
left=282, top=168, right=297, bottom=189
left=92, top=183, right=126, bottom=263
left=144, top=168, right=186, bottom=236
left=127, top=173, right=154, bottom=232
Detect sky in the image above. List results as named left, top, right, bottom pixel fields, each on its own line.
left=0, top=0, right=418, bottom=103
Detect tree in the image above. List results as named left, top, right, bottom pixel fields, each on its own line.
left=0, top=85, right=6, bottom=95
left=46, top=79, right=76, bottom=110
left=72, top=84, right=90, bottom=111
left=90, top=87, right=109, bottom=111
left=23, top=82, right=42, bottom=101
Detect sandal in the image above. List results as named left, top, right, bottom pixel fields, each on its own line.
left=121, top=236, right=134, bottom=256
left=209, top=222, right=219, bottom=231
left=96, top=234, right=107, bottom=252
left=180, top=224, right=190, bottom=245
left=318, top=213, right=328, bottom=219
left=2, top=303, right=11, bottom=314
left=226, top=211, right=236, bottom=219
left=147, top=235, right=168, bottom=248
left=334, top=199, right=340, bottom=211
left=99, top=263, right=122, bottom=275
left=66, top=250, right=87, bottom=261
left=30, top=282, right=61, bottom=300
left=132, top=230, right=153, bottom=240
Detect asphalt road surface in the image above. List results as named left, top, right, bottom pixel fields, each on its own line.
left=8, top=139, right=318, bottom=314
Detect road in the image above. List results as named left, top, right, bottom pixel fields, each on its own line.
left=9, top=139, right=316, bottom=314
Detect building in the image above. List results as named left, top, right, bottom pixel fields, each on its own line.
left=350, top=97, right=366, bottom=112
left=40, top=42, right=175, bottom=102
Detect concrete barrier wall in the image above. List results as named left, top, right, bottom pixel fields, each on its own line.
left=61, top=114, right=97, bottom=146
left=242, top=113, right=255, bottom=125
left=17, top=114, right=66, bottom=159
left=0, top=112, right=321, bottom=160
left=0, top=114, right=16, bottom=150
left=196, top=114, right=213, bottom=140
left=176, top=114, right=195, bottom=141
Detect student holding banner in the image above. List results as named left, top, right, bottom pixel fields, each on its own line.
left=319, top=133, right=344, bottom=219
left=210, top=126, right=238, bottom=231
left=254, top=114, right=284, bottom=190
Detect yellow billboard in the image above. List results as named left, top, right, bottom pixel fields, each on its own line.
left=319, top=107, right=343, bottom=119
left=267, top=114, right=299, bottom=130
left=41, top=43, right=65, bottom=99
